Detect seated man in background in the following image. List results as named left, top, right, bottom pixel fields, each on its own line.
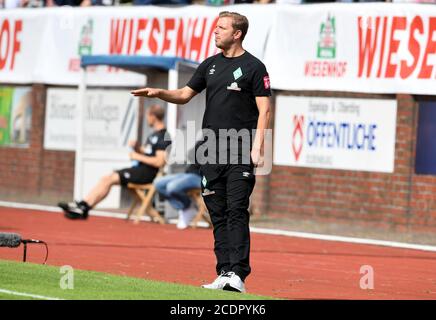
left=154, top=161, right=201, bottom=229
left=58, top=104, right=171, bottom=220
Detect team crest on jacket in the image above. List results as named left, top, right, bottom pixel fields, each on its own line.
left=233, top=67, right=243, bottom=80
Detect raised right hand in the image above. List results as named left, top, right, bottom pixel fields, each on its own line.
left=130, top=87, right=161, bottom=97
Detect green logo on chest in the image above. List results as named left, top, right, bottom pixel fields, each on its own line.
left=233, top=67, right=243, bottom=80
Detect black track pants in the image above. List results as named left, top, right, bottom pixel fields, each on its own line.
left=200, top=164, right=255, bottom=282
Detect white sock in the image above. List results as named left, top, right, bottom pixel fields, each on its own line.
left=177, top=209, right=188, bottom=229
left=182, top=205, right=197, bottom=225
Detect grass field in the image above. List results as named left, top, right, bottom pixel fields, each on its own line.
left=0, top=260, right=274, bottom=300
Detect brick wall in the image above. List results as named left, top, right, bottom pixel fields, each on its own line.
left=1, top=85, right=435, bottom=232
left=0, top=85, right=75, bottom=204
left=252, top=92, right=436, bottom=232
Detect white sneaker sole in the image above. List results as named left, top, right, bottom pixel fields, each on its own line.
left=201, top=285, right=225, bottom=290
left=223, top=283, right=245, bottom=293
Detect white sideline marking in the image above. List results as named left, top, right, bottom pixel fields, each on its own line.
left=249, top=227, right=436, bottom=253
left=1, top=201, right=436, bottom=253
left=0, top=288, right=64, bottom=300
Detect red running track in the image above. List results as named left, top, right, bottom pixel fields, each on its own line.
left=1, top=206, right=436, bottom=299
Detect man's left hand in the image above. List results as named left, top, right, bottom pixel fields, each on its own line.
left=251, top=148, right=262, bottom=167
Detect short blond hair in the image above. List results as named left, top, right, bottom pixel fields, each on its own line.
left=147, top=104, right=165, bottom=121
left=219, top=11, right=249, bottom=41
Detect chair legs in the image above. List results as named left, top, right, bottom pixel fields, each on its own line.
left=126, top=191, right=139, bottom=221
left=127, top=186, right=210, bottom=228
left=127, top=184, right=165, bottom=224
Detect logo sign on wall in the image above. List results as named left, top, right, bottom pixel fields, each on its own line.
left=44, top=88, right=137, bottom=151
left=273, top=96, right=397, bottom=173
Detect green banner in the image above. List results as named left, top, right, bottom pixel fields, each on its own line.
left=10, top=88, right=32, bottom=146
left=0, top=87, right=13, bottom=146
left=0, top=87, right=32, bottom=147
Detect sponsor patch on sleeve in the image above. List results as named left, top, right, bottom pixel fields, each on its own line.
left=263, top=75, right=270, bottom=90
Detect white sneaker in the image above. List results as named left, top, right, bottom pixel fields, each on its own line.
left=182, top=205, right=197, bottom=226
left=201, top=271, right=232, bottom=290
left=177, top=209, right=188, bottom=229
left=177, top=204, right=197, bottom=230
left=223, top=272, right=246, bottom=293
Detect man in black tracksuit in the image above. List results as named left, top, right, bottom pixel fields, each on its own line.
left=131, top=11, right=271, bottom=293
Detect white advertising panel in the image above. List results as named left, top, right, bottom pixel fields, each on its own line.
left=44, top=88, right=137, bottom=151
left=2, top=4, right=435, bottom=93
left=273, top=96, right=397, bottom=173
left=0, top=5, right=273, bottom=86
left=264, top=4, right=436, bottom=95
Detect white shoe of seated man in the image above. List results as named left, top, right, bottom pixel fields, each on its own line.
left=176, top=202, right=197, bottom=230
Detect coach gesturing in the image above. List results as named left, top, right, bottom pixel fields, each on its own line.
left=131, top=11, right=271, bottom=293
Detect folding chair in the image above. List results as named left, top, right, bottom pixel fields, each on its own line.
left=126, top=170, right=165, bottom=224
left=186, top=188, right=212, bottom=228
